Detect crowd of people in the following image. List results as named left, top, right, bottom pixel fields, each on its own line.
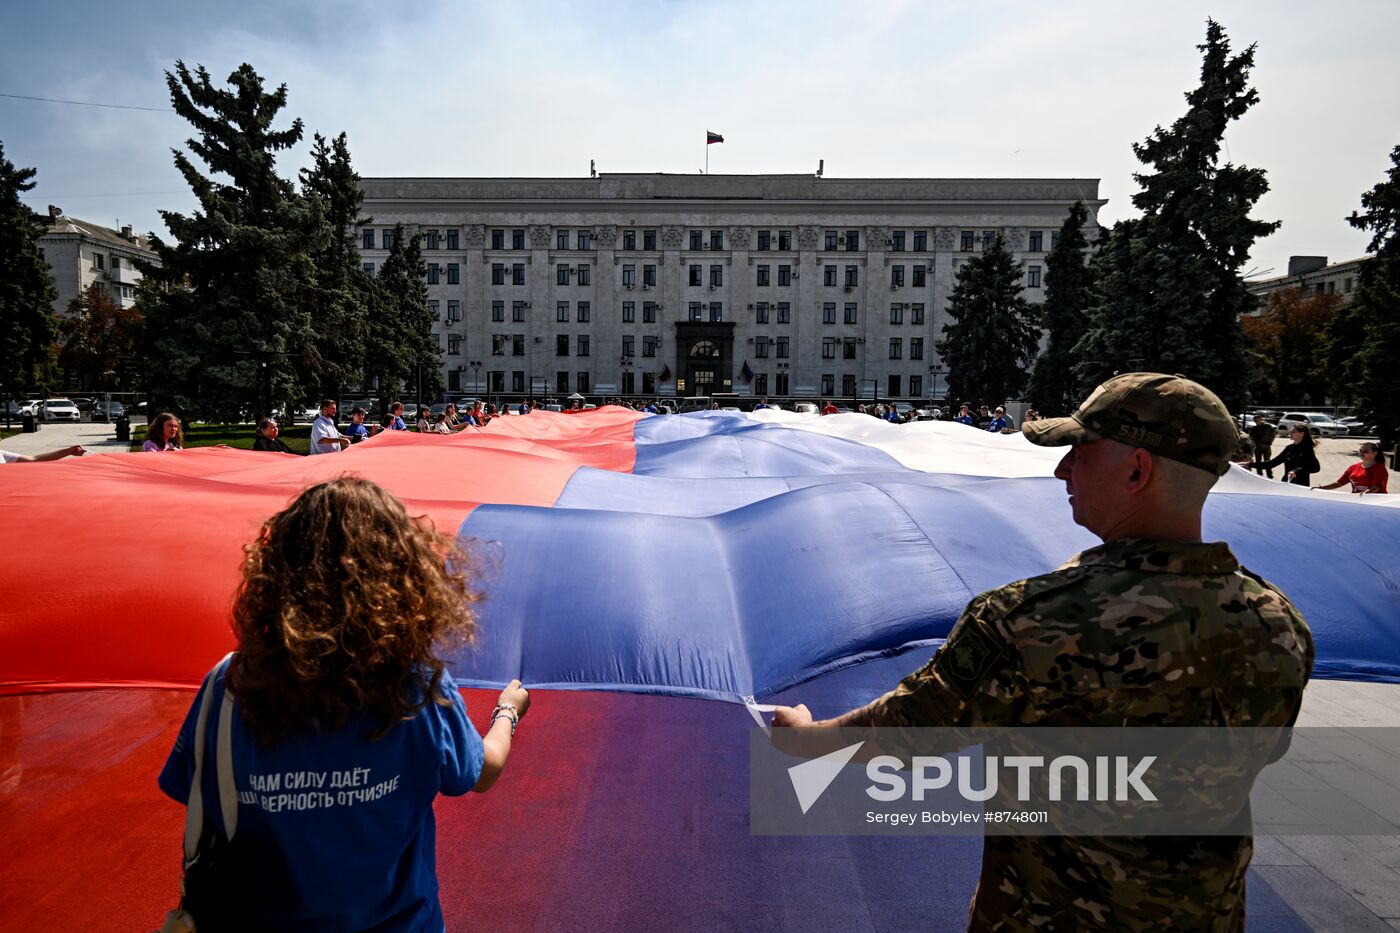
left=115, top=400, right=1388, bottom=497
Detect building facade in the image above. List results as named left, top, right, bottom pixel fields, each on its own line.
left=359, top=174, right=1103, bottom=402
left=37, top=206, right=158, bottom=315
left=1246, top=255, right=1369, bottom=310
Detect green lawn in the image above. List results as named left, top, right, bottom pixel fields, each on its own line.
left=129, top=423, right=313, bottom=453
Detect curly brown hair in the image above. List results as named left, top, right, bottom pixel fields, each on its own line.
left=226, top=476, right=480, bottom=746
left=146, top=412, right=184, bottom=449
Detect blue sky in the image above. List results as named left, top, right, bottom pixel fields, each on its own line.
left=2, top=0, right=1395, bottom=278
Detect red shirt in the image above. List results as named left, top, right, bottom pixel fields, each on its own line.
left=821, top=404, right=839, bottom=415
left=1337, top=462, right=1389, bottom=493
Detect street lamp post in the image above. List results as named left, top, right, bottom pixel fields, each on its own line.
left=619, top=352, right=634, bottom=399
left=776, top=362, right=789, bottom=397
left=468, top=360, right=483, bottom=406
left=845, top=337, right=865, bottom=405
left=928, top=365, right=944, bottom=407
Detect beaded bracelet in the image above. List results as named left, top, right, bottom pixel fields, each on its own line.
left=491, top=704, right=520, bottom=736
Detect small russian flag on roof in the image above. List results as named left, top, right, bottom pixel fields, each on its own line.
left=706, top=131, right=724, bottom=145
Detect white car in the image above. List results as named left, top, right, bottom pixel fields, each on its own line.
left=792, top=402, right=819, bottom=415
left=40, top=399, right=81, bottom=423
left=1276, top=412, right=1346, bottom=438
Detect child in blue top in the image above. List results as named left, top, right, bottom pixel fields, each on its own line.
left=159, top=477, right=530, bottom=932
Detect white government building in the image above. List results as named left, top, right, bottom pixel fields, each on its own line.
left=358, top=174, right=1102, bottom=402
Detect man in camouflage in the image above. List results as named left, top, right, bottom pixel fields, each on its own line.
left=1247, top=414, right=1277, bottom=477
left=771, top=372, right=1315, bottom=932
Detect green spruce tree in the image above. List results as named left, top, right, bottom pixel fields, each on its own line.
left=369, top=225, right=440, bottom=408
left=1076, top=20, right=1277, bottom=408
left=299, top=132, right=370, bottom=399
left=0, top=142, right=61, bottom=408
left=137, top=61, right=319, bottom=421
left=1026, top=201, right=1094, bottom=416
left=936, top=235, right=1041, bottom=409
left=1326, top=144, right=1400, bottom=453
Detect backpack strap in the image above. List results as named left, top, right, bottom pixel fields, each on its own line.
left=215, top=663, right=238, bottom=839
left=183, top=653, right=235, bottom=862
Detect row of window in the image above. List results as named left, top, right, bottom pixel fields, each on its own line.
left=88, top=253, right=128, bottom=270
left=466, top=331, right=926, bottom=363
left=449, top=370, right=596, bottom=394
left=446, top=369, right=929, bottom=400
left=370, top=261, right=1039, bottom=290
left=443, top=299, right=934, bottom=327
left=485, top=334, right=661, bottom=358
left=360, top=227, right=1065, bottom=254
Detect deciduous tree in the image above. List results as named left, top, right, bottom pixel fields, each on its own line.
left=1240, top=287, right=1340, bottom=405
left=59, top=283, right=142, bottom=390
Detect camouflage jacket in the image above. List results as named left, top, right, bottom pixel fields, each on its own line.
left=865, top=539, right=1315, bottom=932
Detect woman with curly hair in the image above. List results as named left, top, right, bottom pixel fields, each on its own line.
left=158, top=477, right=529, bottom=931
left=143, top=412, right=184, bottom=452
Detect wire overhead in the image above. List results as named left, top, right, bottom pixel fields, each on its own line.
left=0, top=92, right=173, bottom=113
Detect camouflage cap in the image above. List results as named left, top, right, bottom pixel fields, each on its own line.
left=1021, top=372, right=1238, bottom=475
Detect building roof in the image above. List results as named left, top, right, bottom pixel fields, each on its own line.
left=1246, top=256, right=1370, bottom=292
left=360, top=173, right=1104, bottom=207
left=40, top=214, right=156, bottom=253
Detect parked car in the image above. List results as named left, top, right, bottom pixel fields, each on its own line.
left=19, top=400, right=44, bottom=417
left=342, top=399, right=381, bottom=418
left=792, top=402, right=819, bottom=415
left=891, top=402, right=916, bottom=421
left=1336, top=417, right=1376, bottom=436
left=1276, top=412, right=1347, bottom=438
left=40, top=399, right=81, bottom=423
left=92, top=400, right=127, bottom=422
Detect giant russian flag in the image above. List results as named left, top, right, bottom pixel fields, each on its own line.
left=2, top=409, right=1398, bottom=930
left=3, top=408, right=1399, bottom=696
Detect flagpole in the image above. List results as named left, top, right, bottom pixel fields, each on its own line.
left=705, top=135, right=709, bottom=175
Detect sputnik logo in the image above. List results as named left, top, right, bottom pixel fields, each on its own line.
left=787, top=741, right=864, bottom=814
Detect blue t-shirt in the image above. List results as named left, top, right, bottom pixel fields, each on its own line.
left=986, top=416, right=1010, bottom=432
left=955, top=414, right=974, bottom=426
left=389, top=416, right=407, bottom=431
left=345, top=422, right=371, bottom=442
left=159, top=666, right=484, bottom=933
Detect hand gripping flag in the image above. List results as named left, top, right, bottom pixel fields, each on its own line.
left=706, top=131, right=724, bottom=144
